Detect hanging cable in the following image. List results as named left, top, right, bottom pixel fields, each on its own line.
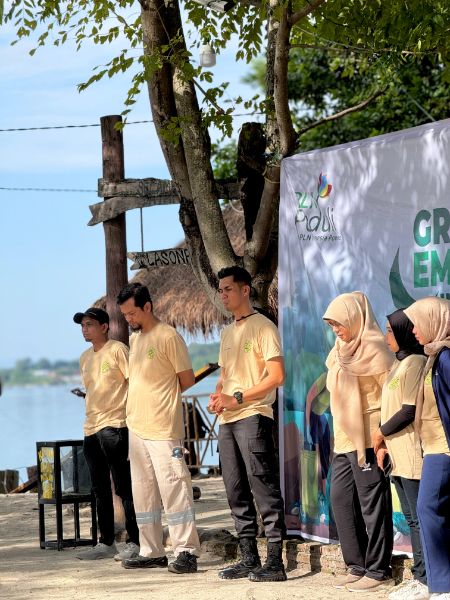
left=0, top=120, right=153, bottom=132
left=0, top=187, right=96, bottom=192
left=140, top=207, right=144, bottom=252
left=0, top=113, right=265, bottom=134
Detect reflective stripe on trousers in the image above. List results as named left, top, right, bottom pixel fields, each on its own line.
left=128, top=431, right=201, bottom=558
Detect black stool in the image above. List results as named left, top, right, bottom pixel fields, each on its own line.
left=37, top=440, right=97, bottom=550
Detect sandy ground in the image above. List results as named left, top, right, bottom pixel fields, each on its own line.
left=0, top=477, right=395, bottom=600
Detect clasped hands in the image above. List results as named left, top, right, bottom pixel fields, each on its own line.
left=207, top=392, right=239, bottom=415
left=372, top=428, right=388, bottom=470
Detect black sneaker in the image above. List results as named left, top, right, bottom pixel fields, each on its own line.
left=168, top=551, right=198, bottom=574
left=122, top=555, right=168, bottom=569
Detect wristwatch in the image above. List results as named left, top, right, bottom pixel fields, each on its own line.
left=233, top=391, right=244, bottom=404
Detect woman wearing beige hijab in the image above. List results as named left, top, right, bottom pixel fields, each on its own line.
left=403, top=297, right=450, bottom=600
left=323, top=291, right=394, bottom=593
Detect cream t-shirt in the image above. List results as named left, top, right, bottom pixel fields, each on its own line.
left=333, top=372, right=387, bottom=454
left=126, top=322, right=192, bottom=440
left=381, top=355, right=425, bottom=478
left=80, top=339, right=129, bottom=436
left=218, top=313, right=283, bottom=424
left=421, top=370, right=450, bottom=455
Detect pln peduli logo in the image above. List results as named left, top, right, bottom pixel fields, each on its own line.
left=294, top=173, right=341, bottom=241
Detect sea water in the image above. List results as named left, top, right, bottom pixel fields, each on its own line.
left=0, top=375, right=218, bottom=484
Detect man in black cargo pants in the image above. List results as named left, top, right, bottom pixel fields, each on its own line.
left=208, top=266, right=286, bottom=583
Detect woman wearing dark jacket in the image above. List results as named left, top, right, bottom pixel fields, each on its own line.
left=372, top=309, right=427, bottom=600
left=403, top=297, right=450, bottom=600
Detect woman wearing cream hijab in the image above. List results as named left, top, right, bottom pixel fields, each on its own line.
left=404, top=297, right=450, bottom=600
left=323, top=291, right=394, bottom=593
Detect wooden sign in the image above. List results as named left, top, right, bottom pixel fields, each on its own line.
left=98, top=177, right=178, bottom=199
left=88, top=194, right=180, bottom=225
left=88, top=177, right=244, bottom=225
left=127, top=248, right=191, bottom=270
left=98, top=177, right=242, bottom=200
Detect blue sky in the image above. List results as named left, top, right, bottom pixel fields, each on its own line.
left=0, top=7, right=260, bottom=366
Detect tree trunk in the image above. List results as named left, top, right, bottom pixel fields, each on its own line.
left=172, top=67, right=236, bottom=275
left=140, top=0, right=220, bottom=307
left=139, top=0, right=285, bottom=317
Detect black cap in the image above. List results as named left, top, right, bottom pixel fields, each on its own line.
left=73, top=308, right=109, bottom=325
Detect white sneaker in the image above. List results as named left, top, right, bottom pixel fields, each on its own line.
left=388, top=580, right=429, bottom=600
left=114, top=542, right=140, bottom=562
left=76, top=542, right=117, bottom=560
left=429, top=595, right=450, bottom=599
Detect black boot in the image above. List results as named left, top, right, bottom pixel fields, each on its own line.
left=248, top=541, right=287, bottom=582
left=218, top=537, right=261, bottom=579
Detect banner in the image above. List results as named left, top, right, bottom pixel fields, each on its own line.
left=279, top=119, right=450, bottom=545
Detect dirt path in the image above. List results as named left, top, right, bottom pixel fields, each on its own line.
left=0, top=477, right=394, bottom=600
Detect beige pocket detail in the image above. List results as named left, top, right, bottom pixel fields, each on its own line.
left=171, top=455, right=189, bottom=480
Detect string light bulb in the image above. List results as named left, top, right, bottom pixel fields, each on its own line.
left=199, top=43, right=216, bottom=67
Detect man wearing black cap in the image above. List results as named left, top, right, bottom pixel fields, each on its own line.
left=73, top=308, right=140, bottom=561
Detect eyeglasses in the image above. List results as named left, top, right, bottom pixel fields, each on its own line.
left=326, top=320, right=344, bottom=330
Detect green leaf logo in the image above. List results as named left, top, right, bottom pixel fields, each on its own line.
left=388, top=376, right=400, bottom=390
left=244, top=341, right=253, bottom=353
left=101, top=361, right=110, bottom=373
left=147, top=347, right=156, bottom=359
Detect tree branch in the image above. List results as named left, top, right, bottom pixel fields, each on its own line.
left=298, top=87, right=387, bottom=135
left=289, top=43, right=346, bottom=51
left=274, top=1, right=296, bottom=156
left=244, top=165, right=280, bottom=275
left=193, top=79, right=224, bottom=114
left=253, top=202, right=279, bottom=314
left=265, top=0, right=279, bottom=154
left=290, top=0, right=326, bottom=27
left=172, top=68, right=236, bottom=274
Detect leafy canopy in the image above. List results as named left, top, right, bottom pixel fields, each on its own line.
left=5, top=0, right=449, bottom=143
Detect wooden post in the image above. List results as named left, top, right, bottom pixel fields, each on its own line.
left=0, top=470, right=19, bottom=493
left=101, top=115, right=129, bottom=345
left=101, top=116, right=129, bottom=532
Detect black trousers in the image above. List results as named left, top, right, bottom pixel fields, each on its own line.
left=330, top=449, right=393, bottom=580
left=392, top=476, right=426, bottom=584
left=83, top=427, right=139, bottom=546
left=218, top=414, right=285, bottom=541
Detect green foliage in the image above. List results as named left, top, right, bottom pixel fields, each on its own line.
left=295, top=0, right=450, bottom=65
left=5, top=0, right=269, bottom=136
left=211, top=141, right=238, bottom=180
left=243, top=47, right=449, bottom=152
left=184, top=0, right=266, bottom=63
left=5, top=0, right=449, bottom=148
left=6, top=0, right=143, bottom=114
left=298, top=53, right=449, bottom=150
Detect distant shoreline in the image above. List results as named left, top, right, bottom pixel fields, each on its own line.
left=0, top=343, right=219, bottom=390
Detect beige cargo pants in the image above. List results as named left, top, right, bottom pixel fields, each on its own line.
left=128, top=430, right=201, bottom=558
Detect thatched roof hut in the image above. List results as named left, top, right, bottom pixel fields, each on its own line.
left=95, top=204, right=277, bottom=337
